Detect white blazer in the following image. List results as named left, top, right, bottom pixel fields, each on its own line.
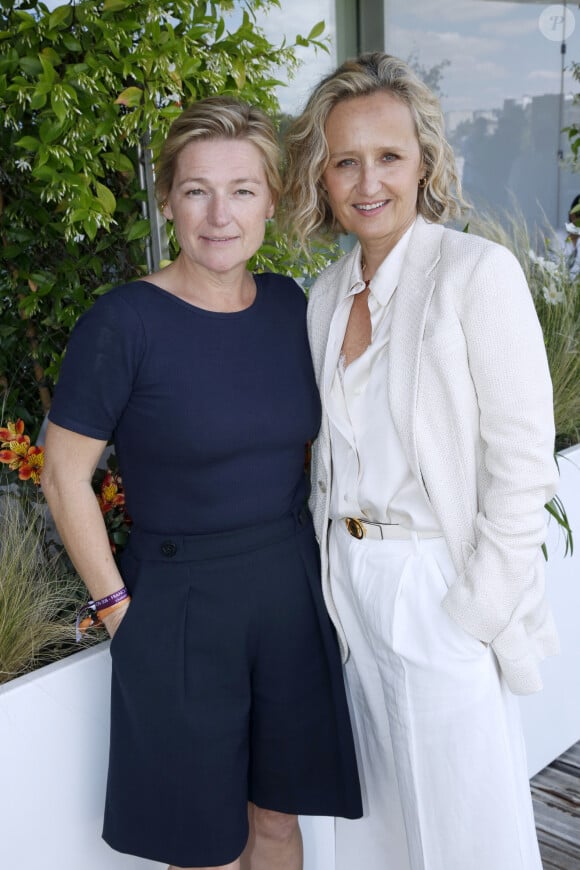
left=308, top=216, right=560, bottom=695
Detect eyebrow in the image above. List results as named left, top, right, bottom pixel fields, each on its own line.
left=176, top=176, right=264, bottom=186
left=328, top=145, right=405, bottom=157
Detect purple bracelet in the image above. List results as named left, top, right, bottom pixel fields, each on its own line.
left=93, top=587, right=130, bottom=612
left=75, top=587, right=130, bottom=642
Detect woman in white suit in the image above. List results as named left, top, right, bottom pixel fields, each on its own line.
left=283, top=53, right=559, bottom=870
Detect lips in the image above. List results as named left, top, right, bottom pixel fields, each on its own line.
left=202, top=235, right=238, bottom=242
left=354, top=200, right=388, bottom=213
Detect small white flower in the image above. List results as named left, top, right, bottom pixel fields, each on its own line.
left=565, top=222, right=580, bottom=236
left=542, top=283, right=565, bottom=304
left=15, top=158, right=31, bottom=172
left=73, top=233, right=85, bottom=243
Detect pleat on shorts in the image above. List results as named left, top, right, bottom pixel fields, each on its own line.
left=102, top=507, right=362, bottom=867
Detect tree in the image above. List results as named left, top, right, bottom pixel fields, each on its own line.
left=0, top=0, right=329, bottom=435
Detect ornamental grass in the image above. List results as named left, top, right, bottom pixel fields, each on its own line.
left=0, top=492, right=90, bottom=685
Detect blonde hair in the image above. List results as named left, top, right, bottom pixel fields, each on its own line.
left=155, top=96, right=281, bottom=205
left=282, top=52, right=466, bottom=245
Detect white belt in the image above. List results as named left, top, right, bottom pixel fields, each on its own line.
left=344, top=517, right=441, bottom=541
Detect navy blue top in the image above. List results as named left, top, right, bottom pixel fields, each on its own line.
left=49, top=274, right=321, bottom=534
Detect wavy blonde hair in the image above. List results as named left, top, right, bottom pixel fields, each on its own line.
left=155, top=96, right=282, bottom=206
left=282, top=52, right=466, bottom=246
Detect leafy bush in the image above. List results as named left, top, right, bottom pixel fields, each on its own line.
left=0, top=0, right=331, bottom=437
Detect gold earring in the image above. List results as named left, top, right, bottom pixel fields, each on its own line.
left=418, top=177, right=427, bottom=189
left=160, top=199, right=168, bottom=211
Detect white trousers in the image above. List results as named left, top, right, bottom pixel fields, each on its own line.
left=330, top=521, right=542, bottom=870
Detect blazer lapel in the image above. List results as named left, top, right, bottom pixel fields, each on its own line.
left=389, top=217, right=444, bottom=476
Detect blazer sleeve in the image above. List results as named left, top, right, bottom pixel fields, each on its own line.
left=441, top=243, right=559, bottom=685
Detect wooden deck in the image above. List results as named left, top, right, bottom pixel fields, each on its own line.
left=532, top=741, right=580, bottom=869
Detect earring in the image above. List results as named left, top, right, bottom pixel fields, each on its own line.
left=159, top=199, right=168, bottom=211
left=418, top=177, right=427, bottom=189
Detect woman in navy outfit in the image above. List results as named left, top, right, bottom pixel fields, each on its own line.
left=42, top=96, right=361, bottom=870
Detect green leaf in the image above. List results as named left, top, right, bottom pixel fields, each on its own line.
left=30, top=91, right=48, bottom=111
left=215, top=17, right=225, bottom=41
left=15, top=136, right=40, bottom=152
left=49, top=7, right=73, bottom=30
left=231, top=59, right=246, bottom=90
left=104, top=152, right=135, bottom=173
left=50, top=91, right=68, bottom=123
left=126, top=219, right=151, bottom=241
left=62, top=34, right=83, bottom=53
left=16, top=12, right=37, bottom=33
left=19, top=56, right=42, bottom=76
left=115, top=86, right=143, bottom=107
left=103, top=0, right=131, bottom=13
left=31, top=165, right=57, bottom=182
left=307, top=20, right=326, bottom=41
left=39, top=55, right=57, bottom=85
left=95, top=182, right=117, bottom=215
left=39, top=119, right=66, bottom=145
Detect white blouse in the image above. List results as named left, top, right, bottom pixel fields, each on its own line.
left=324, top=223, right=440, bottom=532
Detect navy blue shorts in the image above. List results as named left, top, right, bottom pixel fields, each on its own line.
left=102, top=508, right=362, bottom=867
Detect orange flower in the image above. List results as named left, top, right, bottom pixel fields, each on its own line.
left=97, top=470, right=126, bottom=515
left=0, top=419, right=26, bottom=443
left=0, top=442, right=44, bottom=484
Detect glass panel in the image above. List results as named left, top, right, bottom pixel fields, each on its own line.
left=254, top=0, right=337, bottom=114
left=385, top=0, right=580, bottom=236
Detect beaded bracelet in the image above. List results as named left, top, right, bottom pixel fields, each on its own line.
left=75, top=587, right=131, bottom=641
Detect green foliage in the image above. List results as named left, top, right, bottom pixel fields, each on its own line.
left=0, top=0, right=328, bottom=437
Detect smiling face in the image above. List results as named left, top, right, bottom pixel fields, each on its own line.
left=164, top=137, right=275, bottom=279
left=322, top=90, right=425, bottom=260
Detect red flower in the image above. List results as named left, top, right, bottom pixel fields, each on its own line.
left=0, top=433, right=44, bottom=486
left=97, top=470, right=126, bottom=514
left=0, top=419, right=26, bottom=443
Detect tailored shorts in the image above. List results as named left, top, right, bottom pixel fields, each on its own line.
left=102, top=507, right=362, bottom=867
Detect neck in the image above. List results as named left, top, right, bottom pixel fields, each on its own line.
left=149, top=257, right=255, bottom=312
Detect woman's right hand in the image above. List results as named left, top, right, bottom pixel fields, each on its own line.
left=101, top=600, right=131, bottom=638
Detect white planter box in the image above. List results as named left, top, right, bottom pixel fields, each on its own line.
left=519, top=443, right=580, bottom=775
left=0, top=642, right=334, bottom=870
left=1, top=445, right=578, bottom=869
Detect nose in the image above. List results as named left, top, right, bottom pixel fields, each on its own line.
left=207, top=193, right=231, bottom=227
left=357, top=163, right=382, bottom=197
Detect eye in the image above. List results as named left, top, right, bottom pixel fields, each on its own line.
left=381, top=153, right=398, bottom=163
left=185, top=188, right=206, bottom=197
left=235, top=188, right=255, bottom=196
left=336, top=158, right=357, bottom=168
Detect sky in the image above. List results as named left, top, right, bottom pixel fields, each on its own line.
left=35, top=1, right=580, bottom=116
left=385, top=0, right=580, bottom=115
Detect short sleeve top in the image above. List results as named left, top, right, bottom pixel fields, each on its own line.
left=49, top=274, right=321, bottom=534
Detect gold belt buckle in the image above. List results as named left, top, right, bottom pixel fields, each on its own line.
left=345, top=517, right=365, bottom=539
